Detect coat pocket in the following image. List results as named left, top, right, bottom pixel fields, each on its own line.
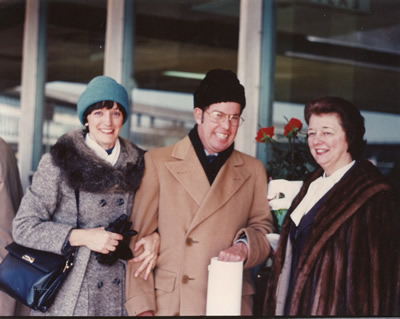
left=154, top=268, right=176, bottom=292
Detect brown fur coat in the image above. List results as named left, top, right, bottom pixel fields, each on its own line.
left=263, top=160, right=400, bottom=316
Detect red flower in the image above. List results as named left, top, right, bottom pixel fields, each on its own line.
left=255, top=127, right=274, bottom=143
left=283, top=118, right=302, bottom=136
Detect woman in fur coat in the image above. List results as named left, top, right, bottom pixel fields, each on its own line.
left=12, top=76, right=159, bottom=316
left=263, top=96, right=400, bottom=316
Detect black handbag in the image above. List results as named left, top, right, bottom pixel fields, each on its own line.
left=0, top=242, right=75, bottom=312
left=0, top=189, right=80, bottom=313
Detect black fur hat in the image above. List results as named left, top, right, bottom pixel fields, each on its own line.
left=193, top=69, right=246, bottom=112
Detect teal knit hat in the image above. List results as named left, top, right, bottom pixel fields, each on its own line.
left=77, top=75, right=130, bottom=125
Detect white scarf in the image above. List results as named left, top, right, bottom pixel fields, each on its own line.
left=85, top=133, right=121, bottom=166
left=290, top=160, right=355, bottom=226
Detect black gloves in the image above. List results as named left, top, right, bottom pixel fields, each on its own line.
left=95, top=214, right=137, bottom=265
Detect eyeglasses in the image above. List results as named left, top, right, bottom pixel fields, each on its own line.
left=205, top=111, right=244, bottom=127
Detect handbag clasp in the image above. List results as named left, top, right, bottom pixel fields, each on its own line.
left=63, top=260, right=72, bottom=273
left=22, top=255, right=35, bottom=263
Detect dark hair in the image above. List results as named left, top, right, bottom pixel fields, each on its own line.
left=304, top=96, right=366, bottom=160
left=83, top=100, right=126, bottom=131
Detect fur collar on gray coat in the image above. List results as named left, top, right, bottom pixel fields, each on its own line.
left=50, top=129, right=144, bottom=193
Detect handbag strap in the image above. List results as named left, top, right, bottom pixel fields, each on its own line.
left=74, top=188, right=80, bottom=229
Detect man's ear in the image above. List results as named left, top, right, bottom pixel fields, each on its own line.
left=193, top=107, right=203, bottom=125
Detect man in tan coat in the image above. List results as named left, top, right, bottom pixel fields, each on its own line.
left=126, top=69, right=274, bottom=316
left=0, top=137, right=30, bottom=316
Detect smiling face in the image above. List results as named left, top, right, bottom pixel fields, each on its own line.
left=194, top=102, right=241, bottom=154
left=307, top=113, right=353, bottom=176
left=86, top=102, right=124, bottom=150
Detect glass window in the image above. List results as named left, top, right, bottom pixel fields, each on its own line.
left=131, top=0, right=240, bottom=149
left=275, top=0, right=400, bottom=174
left=0, top=0, right=25, bottom=151
left=43, top=0, right=107, bottom=151
left=134, top=0, right=240, bottom=93
left=275, top=0, right=400, bottom=114
left=47, top=0, right=107, bottom=84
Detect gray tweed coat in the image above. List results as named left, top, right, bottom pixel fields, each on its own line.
left=12, top=129, right=144, bottom=316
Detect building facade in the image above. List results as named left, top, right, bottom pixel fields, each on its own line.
left=0, top=0, right=399, bottom=190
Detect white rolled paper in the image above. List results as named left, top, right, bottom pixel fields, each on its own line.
left=206, top=257, right=243, bottom=316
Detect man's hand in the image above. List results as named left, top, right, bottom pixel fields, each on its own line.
left=129, top=232, right=160, bottom=280
left=217, top=242, right=248, bottom=262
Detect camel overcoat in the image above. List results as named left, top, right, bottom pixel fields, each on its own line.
left=12, top=129, right=144, bottom=316
left=126, top=136, right=274, bottom=316
left=263, top=160, right=400, bottom=316
left=0, top=137, right=30, bottom=316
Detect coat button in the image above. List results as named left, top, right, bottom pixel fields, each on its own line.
left=185, top=237, right=198, bottom=246
left=99, top=199, right=107, bottom=207
left=113, top=278, right=121, bottom=285
left=97, top=281, right=103, bottom=289
left=182, top=275, right=194, bottom=284
left=182, top=275, right=189, bottom=284
left=117, top=198, right=124, bottom=206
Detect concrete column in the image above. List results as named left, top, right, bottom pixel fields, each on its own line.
left=18, top=0, right=47, bottom=191
left=236, top=0, right=263, bottom=157
left=104, top=0, right=134, bottom=139
left=236, top=0, right=276, bottom=166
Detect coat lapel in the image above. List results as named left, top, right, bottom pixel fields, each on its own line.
left=188, top=151, right=250, bottom=230
left=165, top=138, right=250, bottom=230
left=164, top=137, right=210, bottom=206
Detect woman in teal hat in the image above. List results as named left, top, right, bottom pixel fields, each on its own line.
left=12, top=75, right=159, bottom=316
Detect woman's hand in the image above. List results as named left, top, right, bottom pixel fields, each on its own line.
left=69, top=227, right=123, bottom=254
left=129, top=232, right=160, bottom=280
